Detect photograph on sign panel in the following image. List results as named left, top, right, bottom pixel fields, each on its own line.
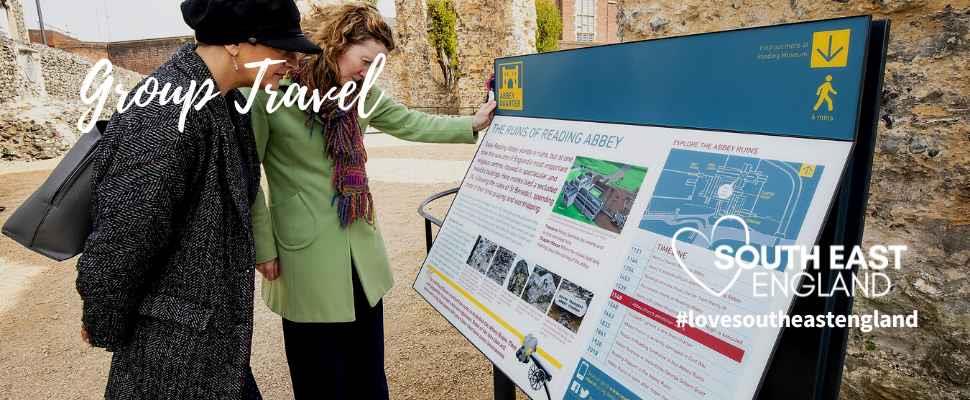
left=506, top=259, right=531, bottom=296
left=553, top=156, right=648, bottom=234
left=485, top=247, right=517, bottom=285
left=547, top=279, right=595, bottom=333
left=466, top=235, right=498, bottom=274
left=521, top=265, right=563, bottom=313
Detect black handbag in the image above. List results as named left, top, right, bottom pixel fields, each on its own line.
left=2, top=120, right=107, bottom=261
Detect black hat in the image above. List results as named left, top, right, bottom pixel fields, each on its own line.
left=181, top=0, right=322, bottom=54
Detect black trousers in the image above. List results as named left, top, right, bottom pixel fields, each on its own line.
left=281, top=272, right=389, bottom=400
left=242, top=364, right=262, bottom=400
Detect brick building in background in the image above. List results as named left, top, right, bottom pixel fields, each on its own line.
left=105, top=37, right=195, bottom=74
left=30, top=28, right=193, bottom=74
left=558, top=0, right=619, bottom=49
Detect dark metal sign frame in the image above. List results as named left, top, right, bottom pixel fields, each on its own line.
left=416, top=17, right=890, bottom=400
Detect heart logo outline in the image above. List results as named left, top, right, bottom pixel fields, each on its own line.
left=670, top=215, right=751, bottom=297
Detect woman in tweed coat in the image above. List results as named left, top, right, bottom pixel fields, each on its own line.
left=74, top=1, right=320, bottom=398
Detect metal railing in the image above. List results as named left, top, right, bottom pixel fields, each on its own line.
left=417, top=187, right=458, bottom=252
left=417, top=187, right=517, bottom=400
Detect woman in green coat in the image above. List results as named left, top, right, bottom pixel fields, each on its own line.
left=247, top=3, right=496, bottom=399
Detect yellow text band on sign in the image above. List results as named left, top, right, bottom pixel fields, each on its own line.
left=426, top=264, right=563, bottom=370
left=498, top=61, right=524, bottom=111
left=811, top=29, right=851, bottom=68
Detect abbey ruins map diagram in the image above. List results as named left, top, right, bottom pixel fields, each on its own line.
left=639, top=149, right=826, bottom=252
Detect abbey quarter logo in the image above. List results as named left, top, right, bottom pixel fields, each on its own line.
left=498, top=61, right=524, bottom=111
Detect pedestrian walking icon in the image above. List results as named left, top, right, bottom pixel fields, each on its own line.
left=813, top=75, right=837, bottom=112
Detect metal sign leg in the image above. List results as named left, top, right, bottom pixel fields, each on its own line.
left=494, top=364, right=516, bottom=400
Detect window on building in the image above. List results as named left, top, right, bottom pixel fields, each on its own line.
left=575, top=0, right=595, bottom=42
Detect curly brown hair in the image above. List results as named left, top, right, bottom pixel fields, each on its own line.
left=298, top=2, right=395, bottom=99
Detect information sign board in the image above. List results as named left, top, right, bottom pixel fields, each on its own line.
left=415, top=16, right=883, bottom=400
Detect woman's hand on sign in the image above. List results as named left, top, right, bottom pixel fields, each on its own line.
left=473, top=100, right=498, bottom=133
left=256, top=258, right=281, bottom=281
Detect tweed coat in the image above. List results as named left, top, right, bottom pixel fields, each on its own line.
left=75, top=44, right=262, bottom=399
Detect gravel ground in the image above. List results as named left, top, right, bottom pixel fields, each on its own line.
left=367, top=145, right=480, bottom=161
left=0, top=139, right=530, bottom=399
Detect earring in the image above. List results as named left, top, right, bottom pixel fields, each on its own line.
left=232, top=56, right=239, bottom=72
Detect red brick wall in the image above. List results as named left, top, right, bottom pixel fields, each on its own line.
left=28, top=29, right=80, bottom=47
left=60, top=43, right=109, bottom=63
left=29, top=30, right=192, bottom=75
left=107, top=36, right=195, bottom=74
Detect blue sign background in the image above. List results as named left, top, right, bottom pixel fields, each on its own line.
left=493, top=16, right=871, bottom=141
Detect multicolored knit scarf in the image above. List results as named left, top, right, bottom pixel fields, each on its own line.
left=292, top=66, right=374, bottom=228
left=323, top=108, right=373, bottom=227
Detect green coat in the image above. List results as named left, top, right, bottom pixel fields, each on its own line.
left=246, top=85, right=476, bottom=322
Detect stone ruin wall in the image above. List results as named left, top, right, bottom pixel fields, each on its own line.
left=454, top=0, right=536, bottom=114
left=388, top=0, right=536, bottom=115
left=0, top=38, right=143, bottom=161
left=3, top=0, right=29, bottom=44
left=298, top=0, right=538, bottom=115
left=383, top=0, right=459, bottom=114
left=36, top=43, right=143, bottom=102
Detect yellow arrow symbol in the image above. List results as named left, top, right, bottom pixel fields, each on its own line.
left=817, top=35, right=844, bottom=62
left=811, top=29, right=850, bottom=68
